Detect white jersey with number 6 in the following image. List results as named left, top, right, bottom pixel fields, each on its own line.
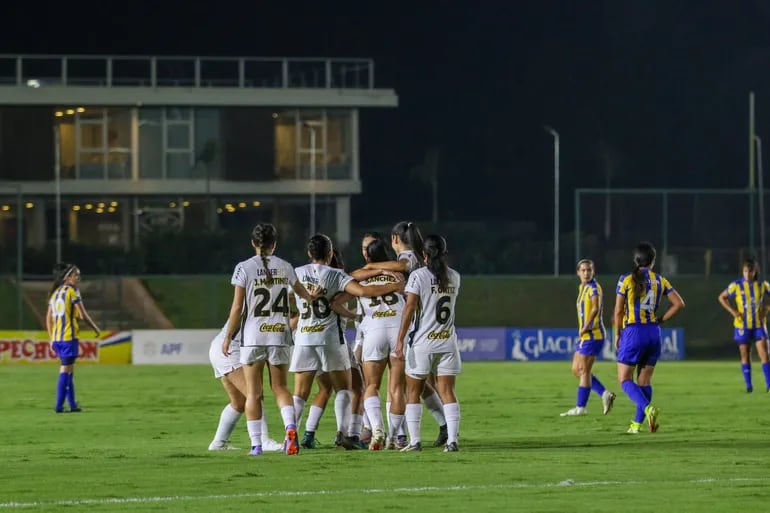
left=231, top=255, right=297, bottom=347
left=358, top=274, right=404, bottom=331
left=294, top=263, right=353, bottom=346
left=404, top=267, right=461, bottom=352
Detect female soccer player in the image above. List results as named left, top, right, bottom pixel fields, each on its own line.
left=357, top=236, right=406, bottom=450
left=560, top=259, right=616, bottom=417
left=358, top=222, right=449, bottom=448
left=207, top=319, right=283, bottom=451
left=717, top=257, right=770, bottom=392
left=394, top=235, right=461, bottom=452
left=290, top=234, right=403, bottom=450
left=221, top=223, right=317, bottom=456
left=46, top=263, right=100, bottom=413
left=614, top=242, right=685, bottom=433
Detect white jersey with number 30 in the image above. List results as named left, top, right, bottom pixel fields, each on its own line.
left=404, top=267, right=461, bottom=352
left=231, top=255, right=297, bottom=347
left=294, top=263, right=353, bottom=346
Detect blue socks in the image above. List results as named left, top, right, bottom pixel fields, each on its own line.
left=621, top=380, right=650, bottom=418
left=55, top=373, right=68, bottom=411
left=762, top=363, right=770, bottom=390
left=742, top=363, right=752, bottom=392
left=634, top=385, right=653, bottom=423
left=55, top=372, right=77, bottom=411
left=591, top=375, right=606, bottom=396
left=66, top=373, right=77, bottom=409
left=576, top=386, right=591, bottom=407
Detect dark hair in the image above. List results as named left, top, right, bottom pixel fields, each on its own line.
left=50, top=262, right=77, bottom=296
left=424, top=235, right=450, bottom=290
left=392, top=221, right=424, bottom=257
left=743, top=257, right=760, bottom=282
left=308, top=233, right=333, bottom=263
left=366, top=238, right=392, bottom=263
left=330, top=248, right=345, bottom=270
left=631, top=242, right=656, bottom=297
left=576, top=258, right=594, bottom=271
left=251, top=223, right=277, bottom=285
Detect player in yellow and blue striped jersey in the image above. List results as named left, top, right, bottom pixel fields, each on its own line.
left=717, top=257, right=770, bottom=393
left=614, top=242, right=685, bottom=433
left=560, top=259, right=616, bottom=417
left=46, top=263, right=100, bottom=413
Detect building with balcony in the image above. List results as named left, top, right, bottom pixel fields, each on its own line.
left=0, top=54, right=398, bottom=253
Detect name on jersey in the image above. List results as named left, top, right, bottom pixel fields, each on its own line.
left=300, top=325, right=325, bottom=333
left=372, top=310, right=397, bottom=318
left=259, top=322, right=286, bottom=333
left=427, top=330, right=452, bottom=340
left=366, top=275, right=399, bottom=284
left=253, top=277, right=289, bottom=287
left=430, top=284, right=456, bottom=294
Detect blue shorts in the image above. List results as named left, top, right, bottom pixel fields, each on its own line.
left=52, top=340, right=79, bottom=365
left=734, top=327, right=768, bottom=344
left=576, top=339, right=603, bottom=357
left=617, top=324, right=661, bottom=367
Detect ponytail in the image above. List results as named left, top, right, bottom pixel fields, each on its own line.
left=50, top=262, right=76, bottom=296
left=423, top=235, right=449, bottom=290
left=631, top=241, right=657, bottom=297
left=251, top=223, right=277, bottom=285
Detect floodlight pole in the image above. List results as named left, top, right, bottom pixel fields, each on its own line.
left=545, top=125, right=560, bottom=276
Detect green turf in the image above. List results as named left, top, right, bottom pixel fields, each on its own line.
left=1, top=361, right=769, bottom=512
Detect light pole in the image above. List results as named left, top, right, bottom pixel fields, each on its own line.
left=304, top=120, right=322, bottom=237
left=545, top=125, right=560, bottom=276
left=756, top=134, right=766, bottom=274
left=53, top=122, right=62, bottom=263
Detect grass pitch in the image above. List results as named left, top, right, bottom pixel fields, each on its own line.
left=1, top=361, right=769, bottom=512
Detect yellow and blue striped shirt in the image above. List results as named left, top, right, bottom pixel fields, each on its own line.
left=616, top=270, right=674, bottom=326
left=49, top=285, right=82, bottom=342
left=725, top=278, right=770, bottom=330
left=577, top=279, right=606, bottom=341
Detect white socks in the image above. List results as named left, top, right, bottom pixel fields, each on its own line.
left=405, top=403, right=422, bottom=445
left=280, top=405, right=296, bottom=430
left=443, top=402, right=460, bottom=444
left=213, top=404, right=241, bottom=444
left=305, top=405, right=325, bottom=432
left=293, top=395, right=306, bottom=427
left=364, top=396, right=383, bottom=431
left=423, top=391, right=446, bottom=426
left=334, top=390, right=352, bottom=434
left=246, top=419, right=262, bottom=448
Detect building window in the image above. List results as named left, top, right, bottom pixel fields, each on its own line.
left=56, top=107, right=131, bottom=179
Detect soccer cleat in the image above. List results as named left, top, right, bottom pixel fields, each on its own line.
left=208, top=441, right=241, bottom=451
left=400, top=441, right=422, bottom=452
left=335, top=431, right=362, bottom=450
left=360, top=426, right=372, bottom=444
left=443, top=441, right=459, bottom=452
left=54, top=408, right=64, bottom=413
left=396, top=435, right=408, bottom=449
left=248, top=445, right=263, bottom=456
left=626, top=421, right=642, bottom=434
left=261, top=438, right=284, bottom=452
left=70, top=406, right=82, bottom=413
left=747, top=386, right=754, bottom=393
left=601, top=391, right=616, bottom=415
left=560, top=406, right=588, bottom=417
left=644, top=405, right=660, bottom=433
left=385, top=437, right=397, bottom=450
left=369, top=428, right=386, bottom=451
left=301, top=431, right=318, bottom=449
left=433, top=424, right=448, bottom=447
left=285, top=425, right=300, bottom=455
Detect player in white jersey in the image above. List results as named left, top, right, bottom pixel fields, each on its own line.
left=394, top=235, right=462, bottom=452
left=207, top=320, right=283, bottom=451
left=290, top=234, right=404, bottom=450
left=357, top=222, right=449, bottom=448
left=221, top=223, right=317, bottom=456
left=355, top=236, right=406, bottom=450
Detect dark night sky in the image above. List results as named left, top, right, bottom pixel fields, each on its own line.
left=5, top=0, right=770, bottom=230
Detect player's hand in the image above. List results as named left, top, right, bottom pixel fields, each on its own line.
left=381, top=270, right=404, bottom=282
left=615, top=335, right=621, bottom=351
left=392, top=341, right=405, bottom=360
left=222, top=338, right=231, bottom=356
left=735, top=312, right=743, bottom=321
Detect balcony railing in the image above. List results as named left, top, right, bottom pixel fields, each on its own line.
left=0, top=55, right=376, bottom=89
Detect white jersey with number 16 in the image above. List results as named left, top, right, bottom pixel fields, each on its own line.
left=404, top=266, right=461, bottom=353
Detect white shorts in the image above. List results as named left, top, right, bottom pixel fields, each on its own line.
left=240, top=345, right=292, bottom=366
left=361, top=326, right=399, bottom=362
left=405, top=345, right=462, bottom=379
left=209, top=335, right=242, bottom=379
left=290, top=344, right=351, bottom=373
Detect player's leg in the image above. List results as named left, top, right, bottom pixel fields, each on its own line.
left=435, top=349, right=462, bottom=451
left=243, top=360, right=265, bottom=455
left=738, top=338, right=753, bottom=392
left=421, top=375, right=447, bottom=446
left=754, top=333, right=770, bottom=391
left=209, top=371, right=246, bottom=450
